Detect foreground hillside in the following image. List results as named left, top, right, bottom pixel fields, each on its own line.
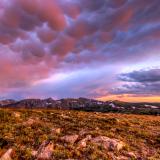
left=0, top=109, right=160, bottom=160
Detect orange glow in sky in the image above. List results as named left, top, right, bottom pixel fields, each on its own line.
left=97, top=95, right=160, bottom=103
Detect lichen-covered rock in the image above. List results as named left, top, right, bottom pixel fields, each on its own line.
left=0, top=148, right=12, bottom=160
left=78, top=135, right=92, bottom=148
left=91, top=136, right=125, bottom=151
left=36, top=141, right=54, bottom=160
left=60, top=135, right=79, bottom=144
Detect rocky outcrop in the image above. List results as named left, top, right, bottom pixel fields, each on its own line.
left=60, top=135, right=79, bottom=144
left=91, top=136, right=125, bottom=151
left=31, top=141, right=54, bottom=160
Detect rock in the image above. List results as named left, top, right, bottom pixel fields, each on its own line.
left=13, top=112, right=20, bottom=118
left=60, top=135, right=79, bottom=144
left=116, top=156, right=128, bottom=160
left=36, top=141, right=54, bottom=160
left=31, top=150, right=38, bottom=157
left=91, top=136, right=125, bottom=151
left=60, top=114, right=70, bottom=119
left=95, top=127, right=99, bottom=130
left=22, top=118, right=39, bottom=126
left=51, top=128, right=61, bottom=134
left=23, top=119, right=35, bottom=126
left=0, top=148, right=12, bottom=160
left=78, top=135, right=92, bottom=148
left=126, top=152, right=136, bottom=159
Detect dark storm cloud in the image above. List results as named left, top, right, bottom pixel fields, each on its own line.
left=112, top=68, right=160, bottom=95
left=112, top=82, right=160, bottom=96
left=119, top=69, right=160, bottom=82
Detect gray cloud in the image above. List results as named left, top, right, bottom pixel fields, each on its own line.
left=119, top=68, right=160, bottom=82
left=112, top=68, right=160, bottom=95
left=112, top=82, right=160, bottom=96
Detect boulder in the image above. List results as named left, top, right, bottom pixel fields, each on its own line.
left=91, top=136, right=125, bottom=151
left=0, top=148, right=12, bottom=160
left=60, top=135, right=79, bottom=144
left=78, top=135, right=92, bottom=148
left=36, top=141, right=54, bottom=160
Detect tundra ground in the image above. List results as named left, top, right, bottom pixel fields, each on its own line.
left=0, top=109, right=160, bottom=159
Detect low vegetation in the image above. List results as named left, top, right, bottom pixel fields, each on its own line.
left=0, top=108, right=160, bottom=159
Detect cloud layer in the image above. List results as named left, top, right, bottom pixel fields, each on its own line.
left=113, top=68, right=160, bottom=96
left=0, top=0, right=160, bottom=100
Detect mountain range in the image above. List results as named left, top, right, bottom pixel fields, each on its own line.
left=0, top=98, right=160, bottom=115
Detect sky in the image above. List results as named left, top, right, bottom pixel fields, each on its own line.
left=0, top=0, right=160, bottom=102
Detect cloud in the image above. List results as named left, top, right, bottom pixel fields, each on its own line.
left=36, top=24, right=58, bottom=43
left=112, top=82, right=160, bottom=96
left=0, top=0, right=160, bottom=99
left=112, top=68, right=160, bottom=96
left=16, top=66, right=116, bottom=99
left=50, top=34, right=75, bottom=57
left=119, top=68, right=160, bottom=82
left=16, top=0, right=66, bottom=30
left=108, top=0, right=127, bottom=8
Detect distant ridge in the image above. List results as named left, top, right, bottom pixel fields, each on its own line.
left=0, top=98, right=160, bottom=115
